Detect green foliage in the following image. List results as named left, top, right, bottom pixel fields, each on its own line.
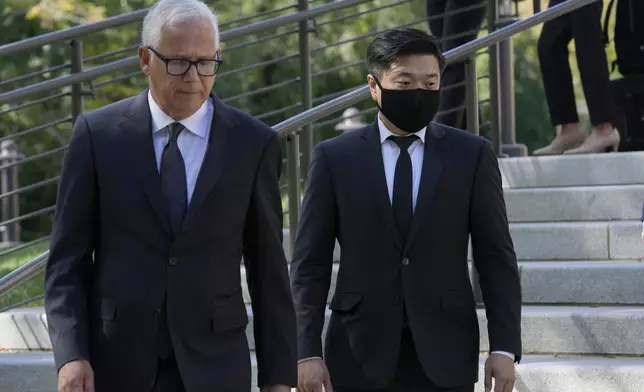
left=0, top=240, right=49, bottom=310
left=513, top=29, right=552, bottom=153
left=0, top=0, right=619, bottom=242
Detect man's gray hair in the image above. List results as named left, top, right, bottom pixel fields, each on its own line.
left=141, top=0, right=220, bottom=50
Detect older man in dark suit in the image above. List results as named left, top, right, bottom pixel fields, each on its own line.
left=43, top=1, right=296, bottom=391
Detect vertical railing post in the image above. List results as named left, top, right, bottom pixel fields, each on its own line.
left=70, top=39, right=84, bottom=123
left=286, top=134, right=301, bottom=254
left=0, top=140, right=20, bottom=244
left=297, top=0, right=314, bottom=182
left=497, top=0, right=528, bottom=157
left=465, top=56, right=480, bottom=136
left=464, top=56, right=483, bottom=306
left=486, top=0, right=502, bottom=157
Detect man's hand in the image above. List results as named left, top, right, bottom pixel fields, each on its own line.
left=260, top=385, right=292, bottom=392
left=58, top=360, right=94, bottom=392
left=640, top=225, right=644, bottom=242
left=484, top=353, right=515, bottom=392
left=297, top=358, right=333, bottom=392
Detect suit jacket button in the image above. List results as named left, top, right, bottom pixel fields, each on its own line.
left=402, top=257, right=410, bottom=265
left=169, top=256, right=178, bottom=266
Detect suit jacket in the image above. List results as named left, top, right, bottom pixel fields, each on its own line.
left=290, top=121, right=522, bottom=389
left=44, top=91, right=297, bottom=392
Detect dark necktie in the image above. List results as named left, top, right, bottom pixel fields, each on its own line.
left=160, top=122, right=188, bottom=237
left=389, top=135, right=418, bottom=248
left=156, top=123, right=186, bottom=359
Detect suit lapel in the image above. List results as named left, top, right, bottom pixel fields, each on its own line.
left=405, top=122, right=445, bottom=253
left=118, top=90, right=171, bottom=234
left=182, top=95, right=238, bottom=230
left=362, top=122, right=403, bottom=252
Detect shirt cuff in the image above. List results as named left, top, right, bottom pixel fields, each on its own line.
left=491, top=351, right=515, bottom=360
left=298, top=357, right=322, bottom=364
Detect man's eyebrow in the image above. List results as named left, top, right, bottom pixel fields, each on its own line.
left=391, top=71, right=440, bottom=78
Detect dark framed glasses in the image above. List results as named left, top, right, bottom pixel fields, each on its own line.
left=147, top=47, right=222, bottom=76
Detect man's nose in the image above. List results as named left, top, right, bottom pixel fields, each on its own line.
left=183, top=64, right=200, bottom=81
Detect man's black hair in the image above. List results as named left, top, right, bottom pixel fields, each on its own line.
left=366, top=28, right=446, bottom=78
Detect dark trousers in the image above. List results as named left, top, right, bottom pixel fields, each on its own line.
left=152, top=356, right=186, bottom=392
left=538, top=0, right=613, bottom=126
left=334, top=328, right=474, bottom=392
left=427, top=0, right=487, bottom=130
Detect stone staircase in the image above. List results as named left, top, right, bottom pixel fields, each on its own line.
left=2, top=152, right=644, bottom=391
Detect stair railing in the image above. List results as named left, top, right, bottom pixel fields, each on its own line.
left=0, top=0, right=599, bottom=307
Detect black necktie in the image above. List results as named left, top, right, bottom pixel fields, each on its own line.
left=160, top=122, right=188, bottom=236
left=389, top=135, right=418, bottom=248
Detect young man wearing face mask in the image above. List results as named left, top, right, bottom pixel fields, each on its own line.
left=290, top=28, right=522, bottom=392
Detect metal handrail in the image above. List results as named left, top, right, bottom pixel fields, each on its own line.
left=0, top=0, right=294, bottom=58
left=0, top=0, right=372, bottom=106
left=0, top=0, right=597, bottom=301
left=273, top=0, right=598, bottom=135
left=0, top=9, right=150, bottom=58
left=0, top=251, right=48, bottom=299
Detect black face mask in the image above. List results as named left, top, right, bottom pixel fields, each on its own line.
left=373, top=77, right=441, bottom=133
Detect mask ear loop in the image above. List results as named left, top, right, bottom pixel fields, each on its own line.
left=371, top=75, right=384, bottom=90
left=371, top=75, right=386, bottom=114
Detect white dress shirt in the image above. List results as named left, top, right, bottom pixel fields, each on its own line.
left=148, top=91, right=213, bottom=204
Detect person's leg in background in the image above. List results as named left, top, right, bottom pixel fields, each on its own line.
left=427, top=0, right=486, bottom=130
left=533, top=0, right=587, bottom=155
left=427, top=0, right=446, bottom=41
left=534, top=0, right=618, bottom=155
left=563, top=0, right=620, bottom=154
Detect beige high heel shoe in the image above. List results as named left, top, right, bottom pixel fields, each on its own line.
left=533, top=129, right=587, bottom=155
left=563, top=129, right=620, bottom=154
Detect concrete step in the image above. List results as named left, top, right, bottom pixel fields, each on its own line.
left=0, top=351, right=262, bottom=392
left=504, top=221, right=643, bottom=260
left=282, top=220, right=644, bottom=262
left=504, top=185, right=644, bottom=222
left=4, top=304, right=644, bottom=356
left=245, top=305, right=644, bottom=356
left=6, top=260, right=641, bottom=352
left=1, top=351, right=643, bottom=392
left=483, top=355, right=644, bottom=392
left=242, top=261, right=644, bottom=305
left=480, top=305, right=644, bottom=356
left=519, top=261, right=644, bottom=304
left=499, top=151, right=644, bottom=189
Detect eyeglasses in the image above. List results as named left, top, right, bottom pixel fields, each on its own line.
left=147, top=47, right=222, bottom=76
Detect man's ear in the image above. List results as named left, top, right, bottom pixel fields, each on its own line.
left=367, top=74, right=379, bottom=102
left=138, top=46, right=152, bottom=76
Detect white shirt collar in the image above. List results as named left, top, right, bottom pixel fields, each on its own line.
left=377, top=114, right=427, bottom=145
left=147, top=90, right=212, bottom=139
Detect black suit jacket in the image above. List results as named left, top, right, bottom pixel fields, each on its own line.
left=44, top=91, right=297, bottom=392
left=290, top=121, right=522, bottom=389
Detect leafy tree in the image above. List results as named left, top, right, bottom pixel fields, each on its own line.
left=0, top=0, right=616, bottom=242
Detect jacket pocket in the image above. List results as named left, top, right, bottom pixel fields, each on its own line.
left=441, top=290, right=475, bottom=309
left=329, top=293, right=362, bottom=313
left=211, top=303, right=249, bottom=333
